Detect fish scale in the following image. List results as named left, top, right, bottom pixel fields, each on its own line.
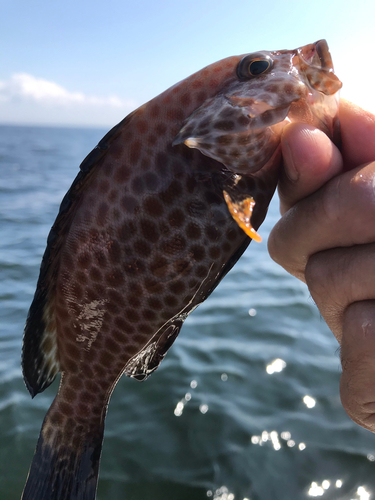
left=21, top=40, right=341, bottom=499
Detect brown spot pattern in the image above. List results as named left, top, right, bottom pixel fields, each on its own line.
left=25, top=44, right=330, bottom=498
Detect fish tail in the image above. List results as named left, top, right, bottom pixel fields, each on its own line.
left=21, top=395, right=106, bottom=500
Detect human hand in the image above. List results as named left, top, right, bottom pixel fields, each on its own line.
left=268, top=100, right=375, bottom=432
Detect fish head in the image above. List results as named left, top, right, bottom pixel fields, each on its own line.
left=173, top=39, right=342, bottom=174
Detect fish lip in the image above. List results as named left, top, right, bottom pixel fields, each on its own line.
left=295, top=40, right=342, bottom=95
left=314, top=39, right=334, bottom=71
left=297, top=39, right=335, bottom=73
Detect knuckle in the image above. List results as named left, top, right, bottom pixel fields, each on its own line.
left=319, top=174, right=342, bottom=227
left=320, top=164, right=375, bottom=236
left=306, top=248, right=357, bottom=311
left=350, top=167, right=375, bottom=225
left=305, top=252, right=345, bottom=336
left=305, top=251, right=342, bottom=303
left=268, top=215, right=296, bottom=272
left=305, top=252, right=328, bottom=295
left=267, top=228, right=279, bottom=263
left=340, top=352, right=375, bottom=431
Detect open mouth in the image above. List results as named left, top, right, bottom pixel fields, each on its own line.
left=295, top=39, right=342, bottom=95
left=315, top=39, right=335, bottom=71
left=297, top=39, right=334, bottom=71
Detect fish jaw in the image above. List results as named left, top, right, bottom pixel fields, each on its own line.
left=173, top=40, right=342, bottom=175
left=295, top=39, right=342, bottom=96
left=286, top=39, right=342, bottom=137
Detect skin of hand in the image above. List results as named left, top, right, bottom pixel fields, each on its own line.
left=268, top=100, right=375, bottom=432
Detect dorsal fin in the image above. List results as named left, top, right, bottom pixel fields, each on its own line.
left=22, top=112, right=137, bottom=397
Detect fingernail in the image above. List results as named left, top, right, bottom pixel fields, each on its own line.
left=282, top=137, right=299, bottom=182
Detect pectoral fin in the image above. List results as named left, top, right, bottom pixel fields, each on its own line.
left=124, top=319, right=183, bottom=381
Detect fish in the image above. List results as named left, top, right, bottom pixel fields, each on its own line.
left=21, top=39, right=342, bottom=500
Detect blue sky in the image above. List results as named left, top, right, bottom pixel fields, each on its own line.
left=1, top=0, right=374, bottom=127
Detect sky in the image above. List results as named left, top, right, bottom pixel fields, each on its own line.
left=1, top=0, right=374, bottom=128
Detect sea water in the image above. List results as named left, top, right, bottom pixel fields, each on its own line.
left=0, top=124, right=374, bottom=500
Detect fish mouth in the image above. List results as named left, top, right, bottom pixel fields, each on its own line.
left=298, top=39, right=334, bottom=71
left=315, top=39, right=335, bottom=71
left=295, top=39, right=342, bottom=96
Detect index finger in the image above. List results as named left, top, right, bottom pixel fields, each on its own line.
left=268, top=161, right=375, bottom=281
left=278, top=123, right=342, bottom=214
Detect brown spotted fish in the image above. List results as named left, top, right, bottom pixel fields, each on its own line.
left=21, top=39, right=342, bottom=500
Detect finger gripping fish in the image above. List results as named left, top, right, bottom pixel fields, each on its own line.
left=21, top=40, right=341, bottom=500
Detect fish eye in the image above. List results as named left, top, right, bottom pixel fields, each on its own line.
left=249, top=59, right=270, bottom=75
left=237, top=54, right=273, bottom=80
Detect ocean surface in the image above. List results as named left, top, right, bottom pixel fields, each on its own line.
left=0, top=124, right=375, bottom=500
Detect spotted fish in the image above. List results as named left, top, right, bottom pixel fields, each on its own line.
left=21, top=40, right=341, bottom=500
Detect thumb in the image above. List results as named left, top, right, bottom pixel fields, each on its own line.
left=278, top=123, right=343, bottom=214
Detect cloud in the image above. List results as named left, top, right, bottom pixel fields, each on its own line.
left=0, top=73, right=137, bottom=126
left=0, top=73, right=136, bottom=108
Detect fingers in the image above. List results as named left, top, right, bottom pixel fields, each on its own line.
left=268, top=100, right=375, bottom=433
left=271, top=165, right=375, bottom=431
left=277, top=100, right=375, bottom=216
left=268, top=161, right=375, bottom=281
left=306, top=249, right=375, bottom=431
left=340, top=301, right=375, bottom=432
left=339, top=100, right=375, bottom=169
left=305, top=244, right=375, bottom=342
left=278, top=123, right=343, bottom=214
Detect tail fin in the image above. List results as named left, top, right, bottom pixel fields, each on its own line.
left=21, top=399, right=105, bottom=500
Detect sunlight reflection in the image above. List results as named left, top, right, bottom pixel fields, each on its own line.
left=206, top=486, right=235, bottom=499
left=270, top=430, right=281, bottom=451
left=174, top=385, right=195, bottom=416
left=251, top=429, right=308, bottom=452
left=357, top=486, right=371, bottom=500
left=307, top=479, right=371, bottom=498
left=303, top=395, right=316, bottom=408
left=248, top=308, right=257, bottom=316
left=322, top=480, right=330, bottom=490
left=199, top=404, right=209, bottom=414
left=281, top=431, right=291, bottom=440
left=248, top=425, right=374, bottom=500
left=266, top=358, right=286, bottom=374
left=251, top=431, right=281, bottom=450
left=251, top=431, right=306, bottom=451
left=308, top=482, right=324, bottom=497
left=308, top=479, right=345, bottom=497
left=174, top=401, right=184, bottom=417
